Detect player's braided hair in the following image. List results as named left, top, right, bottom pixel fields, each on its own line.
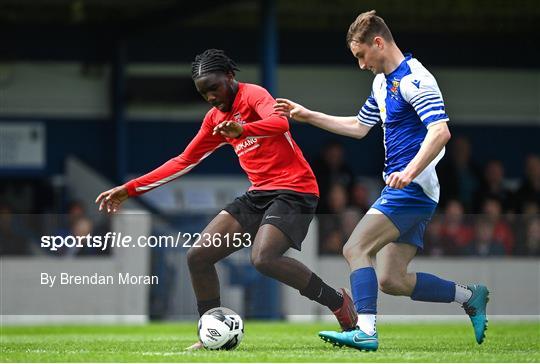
left=191, top=49, right=240, bottom=80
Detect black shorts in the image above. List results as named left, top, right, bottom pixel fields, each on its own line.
left=223, top=190, right=319, bottom=250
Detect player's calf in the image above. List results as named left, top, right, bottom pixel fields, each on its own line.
left=378, top=272, right=415, bottom=296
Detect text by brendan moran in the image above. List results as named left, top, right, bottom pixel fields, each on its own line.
left=40, top=272, right=158, bottom=287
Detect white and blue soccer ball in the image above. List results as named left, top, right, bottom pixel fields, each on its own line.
left=198, top=307, right=244, bottom=350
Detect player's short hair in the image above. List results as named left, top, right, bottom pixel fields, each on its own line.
left=346, top=10, right=394, bottom=47
left=191, top=49, right=240, bottom=80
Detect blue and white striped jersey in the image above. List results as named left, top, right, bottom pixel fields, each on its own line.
left=356, top=55, right=449, bottom=203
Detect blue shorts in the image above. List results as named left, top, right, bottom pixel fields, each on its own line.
left=371, top=182, right=437, bottom=249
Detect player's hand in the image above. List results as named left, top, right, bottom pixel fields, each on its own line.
left=273, top=98, right=312, bottom=122
left=95, top=185, right=129, bottom=213
left=386, top=171, right=413, bottom=189
left=213, top=121, right=243, bottom=138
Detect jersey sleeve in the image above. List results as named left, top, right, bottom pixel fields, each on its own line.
left=124, top=116, right=226, bottom=197
left=400, top=74, right=449, bottom=127
left=356, top=93, right=381, bottom=127
left=240, top=85, right=289, bottom=137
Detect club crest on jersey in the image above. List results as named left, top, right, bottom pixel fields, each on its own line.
left=233, top=112, right=246, bottom=125
left=390, top=80, right=400, bottom=99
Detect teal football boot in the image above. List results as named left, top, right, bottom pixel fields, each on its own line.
left=319, top=328, right=378, bottom=352
left=463, top=284, right=489, bottom=344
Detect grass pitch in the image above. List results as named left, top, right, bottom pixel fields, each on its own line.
left=1, top=321, right=539, bottom=362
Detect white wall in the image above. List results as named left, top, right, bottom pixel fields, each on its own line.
left=0, top=62, right=110, bottom=118
left=0, top=212, right=151, bottom=324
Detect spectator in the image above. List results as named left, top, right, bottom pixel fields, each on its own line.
left=438, top=136, right=481, bottom=212
left=482, top=198, right=515, bottom=255
left=514, top=202, right=539, bottom=255
left=53, top=200, right=87, bottom=236
left=66, top=200, right=86, bottom=229
left=423, top=215, right=445, bottom=256
left=440, top=199, right=474, bottom=255
left=463, top=218, right=505, bottom=257
left=473, top=160, right=515, bottom=213
left=319, top=183, right=348, bottom=254
left=56, top=216, right=107, bottom=257
left=349, top=181, right=371, bottom=214
left=312, top=141, right=354, bottom=213
left=71, top=216, right=103, bottom=256
left=523, top=217, right=540, bottom=256
left=49, top=201, right=110, bottom=257
left=66, top=216, right=93, bottom=256
left=319, top=230, right=343, bottom=256
left=341, top=207, right=362, bottom=239
left=515, top=154, right=540, bottom=213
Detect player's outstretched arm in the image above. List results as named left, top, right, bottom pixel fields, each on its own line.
left=95, top=185, right=129, bottom=213
left=96, top=119, right=225, bottom=213
left=274, top=98, right=370, bottom=139
left=273, top=98, right=313, bottom=123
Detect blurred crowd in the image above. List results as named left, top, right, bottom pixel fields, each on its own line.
left=0, top=200, right=111, bottom=256
left=1, top=136, right=539, bottom=258
left=315, top=137, right=540, bottom=257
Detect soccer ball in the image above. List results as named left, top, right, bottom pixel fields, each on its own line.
left=198, top=307, right=244, bottom=350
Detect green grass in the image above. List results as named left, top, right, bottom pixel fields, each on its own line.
left=1, top=321, right=539, bottom=362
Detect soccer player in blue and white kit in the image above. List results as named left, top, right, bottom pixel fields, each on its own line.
left=274, top=10, right=489, bottom=351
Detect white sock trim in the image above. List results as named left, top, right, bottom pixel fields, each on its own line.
left=454, top=284, right=472, bottom=304
left=357, top=314, right=377, bottom=336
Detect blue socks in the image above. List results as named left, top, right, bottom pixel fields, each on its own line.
left=350, top=267, right=378, bottom=314
left=411, top=272, right=455, bottom=303
left=350, top=269, right=456, bottom=314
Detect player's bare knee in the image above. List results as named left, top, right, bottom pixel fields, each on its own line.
left=252, top=258, right=273, bottom=274
left=250, top=251, right=275, bottom=275
left=187, top=247, right=209, bottom=271
left=378, top=274, right=405, bottom=295
left=343, top=239, right=376, bottom=262
left=342, top=241, right=356, bottom=262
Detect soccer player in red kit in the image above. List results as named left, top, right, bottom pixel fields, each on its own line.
left=96, top=49, right=356, bottom=349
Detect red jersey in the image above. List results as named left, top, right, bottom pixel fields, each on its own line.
left=125, top=83, right=319, bottom=197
